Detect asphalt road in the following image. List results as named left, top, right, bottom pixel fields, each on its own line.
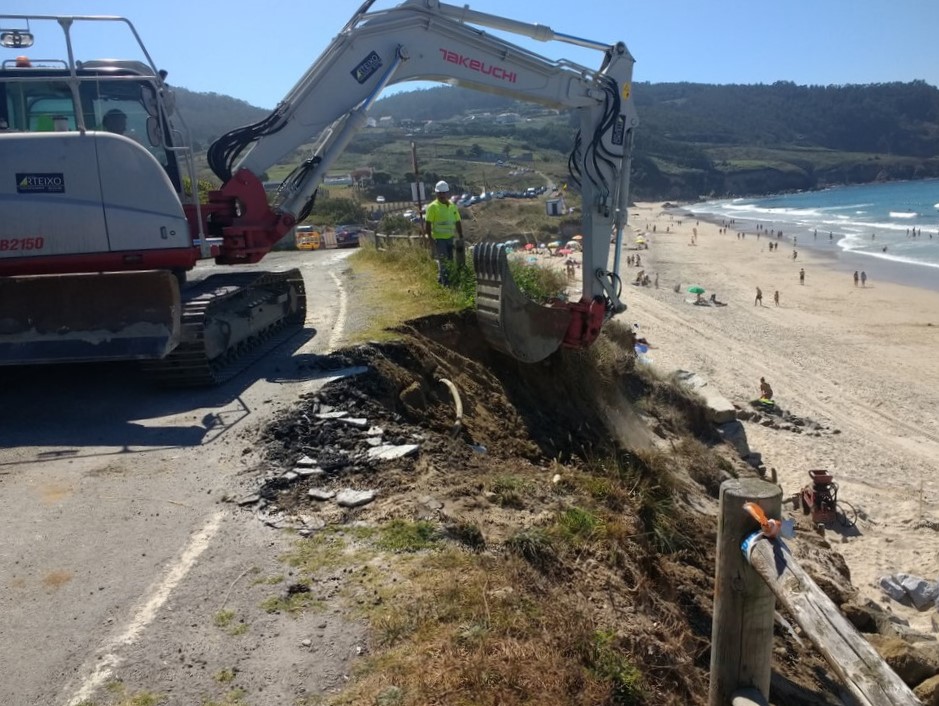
left=0, top=249, right=358, bottom=705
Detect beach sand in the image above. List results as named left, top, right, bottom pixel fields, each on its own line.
left=607, top=202, right=939, bottom=630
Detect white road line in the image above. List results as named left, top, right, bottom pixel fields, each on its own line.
left=328, top=270, right=348, bottom=352
left=65, top=510, right=225, bottom=706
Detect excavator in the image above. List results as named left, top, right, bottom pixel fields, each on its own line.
left=0, top=0, right=637, bottom=385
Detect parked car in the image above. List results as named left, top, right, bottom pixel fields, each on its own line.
left=376, top=195, right=386, bottom=203
left=334, top=224, right=366, bottom=248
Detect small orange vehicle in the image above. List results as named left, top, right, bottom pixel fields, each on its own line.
left=295, top=225, right=322, bottom=250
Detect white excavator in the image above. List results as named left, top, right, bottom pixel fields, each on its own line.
left=0, top=0, right=637, bottom=384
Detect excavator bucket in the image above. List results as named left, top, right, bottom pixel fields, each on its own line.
left=0, top=271, right=181, bottom=365
left=473, top=242, right=572, bottom=363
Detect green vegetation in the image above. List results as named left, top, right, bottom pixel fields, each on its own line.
left=201, top=688, right=248, bottom=706
left=260, top=589, right=323, bottom=615
left=344, top=242, right=474, bottom=344
left=376, top=520, right=439, bottom=553
left=76, top=681, right=165, bottom=706
left=305, top=197, right=367, bottom=226
left=178, top=79, right=939, bottom=201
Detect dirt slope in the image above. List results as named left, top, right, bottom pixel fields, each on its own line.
left=239, top=308, right=852, bottom=706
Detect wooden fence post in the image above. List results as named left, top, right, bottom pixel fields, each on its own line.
left=709, top=478, right=781, bottom=706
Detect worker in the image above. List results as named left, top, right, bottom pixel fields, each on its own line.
left=424, top=180, right=463, bottom=285
left=759, top=377, right=773, bottom=400
left=101, top=108, right=127, bottom=135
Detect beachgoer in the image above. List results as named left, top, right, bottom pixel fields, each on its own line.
left=853, top=271, right=859, bottom=286
left=861, top=271, right=867, bottom=287
left=792, top=250, right=798, bottom=260
left=759, top=377, right=773, bottom=400
left=654, top=273, right=659, bottom=289
left=773, top=290, right=779, bottom=306
left=799, top=268, right=805, bottom=285
left=754, top=287, right=763, bottom=306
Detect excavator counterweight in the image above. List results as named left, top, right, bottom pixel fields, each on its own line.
left=0, top=271, right=181, bottom=364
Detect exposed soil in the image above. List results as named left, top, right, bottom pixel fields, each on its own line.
left=231, top=308, right=868, bottom=705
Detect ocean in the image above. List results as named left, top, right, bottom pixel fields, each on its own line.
left=686, top=179, right=939, bottom=290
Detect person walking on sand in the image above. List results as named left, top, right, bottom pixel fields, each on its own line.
left=773, top=290, right=780, bottom=306
left=755, top=287, right=763, bottom=306
left=799, top=267, right=805, bottom=285
left=853, top=271, right=859, bottom=286
left=861, top=271, right=867, bottom=287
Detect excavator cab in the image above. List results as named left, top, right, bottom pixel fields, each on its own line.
left=0, top=15, right=199, bottom=365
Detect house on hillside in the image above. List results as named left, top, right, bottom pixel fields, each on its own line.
left=350, top=167, right=374, bottom=185
left=377, top=116, right=395, bottom=128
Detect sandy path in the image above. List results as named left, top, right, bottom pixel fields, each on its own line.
left=615, top=203, right=939, bottom=629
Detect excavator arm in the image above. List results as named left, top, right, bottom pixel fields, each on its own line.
left=206, top=0, right=637, bottom=361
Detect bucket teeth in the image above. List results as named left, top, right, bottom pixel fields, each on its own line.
left=473, top=242, right=571, bottom=363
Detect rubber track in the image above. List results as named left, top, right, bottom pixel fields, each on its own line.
left=142, top=269, right=306, bottom=387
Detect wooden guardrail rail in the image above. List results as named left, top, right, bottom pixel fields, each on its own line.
left=710, top=478, right=920, bottom=706
left=365, top=232, right=428, bottom=249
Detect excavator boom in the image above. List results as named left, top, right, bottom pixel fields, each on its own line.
left=207, top=0, right=637, bottom=361
left=0, top=1, right=637, bottom=378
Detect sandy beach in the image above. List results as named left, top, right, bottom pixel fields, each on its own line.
left=603, top=201, right=939, bottom=630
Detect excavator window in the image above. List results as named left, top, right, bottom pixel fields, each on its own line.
left=0, top=79, right=75, bottom=131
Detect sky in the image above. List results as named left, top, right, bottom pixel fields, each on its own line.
left=4, top=0, right=939, bottom=110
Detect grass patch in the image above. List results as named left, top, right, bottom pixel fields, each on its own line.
left=261, top=590, right=323, bottom=615
left=554, top=506, right=603, bottom=547
left=213, top=609, right=248, bottom=636
left=591, top=631, right=646, bottom=705
left=213, top=610, right=235, bottom=628
left=489, top=474, right=530, bottom=509
left=281, top=526, right=374, bottom=574
left=376, top=520, right=439, bottom=553
left=504, top=527, right=558, bottom=573
left=81, top=681, right=165, bottom=706
left=250, top=574, right=285, bottom=586
left=324, top=547, right=654, bottom=705
left=201, top=688, right=247, bottom=706
left=347, top=244, right=473, bottom=344
left=444, top=521, right=486, bottom=551
left=214, top=669, right=237, bottom=684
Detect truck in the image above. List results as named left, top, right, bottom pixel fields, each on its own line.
left=0, top=0, right=637, bottom=382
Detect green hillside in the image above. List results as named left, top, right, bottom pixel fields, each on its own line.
left=174, top=80, right=939, bottom=201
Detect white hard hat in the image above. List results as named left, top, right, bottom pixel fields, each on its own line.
left=435, top=180, right=450, bottom=193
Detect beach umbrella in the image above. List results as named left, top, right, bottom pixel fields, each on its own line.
left=548, top=240, right=561, bottom=247
left=524, top=243, right=534, bottom=250
left=635, top=236, right=646, bottom=244
left=558, top=248, right=573, bottom=255
left=571, top=234, right=583, bottom=241
left=687, top=285, right=706, bottom=294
